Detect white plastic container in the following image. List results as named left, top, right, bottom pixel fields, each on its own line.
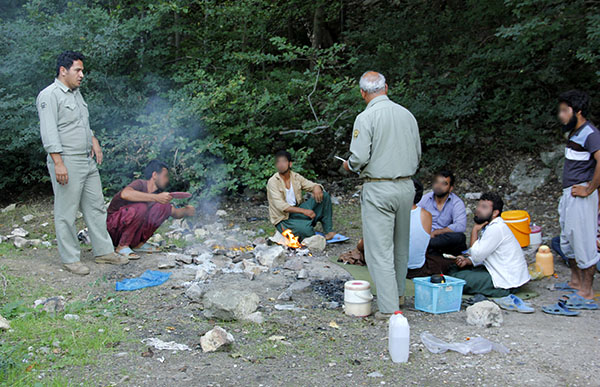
left=343, top=280, right=373, bottom=317
left=388, top=311, right=410, bottom=363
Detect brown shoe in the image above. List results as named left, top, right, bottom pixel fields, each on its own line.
left=63, top=262, right=90, bottom=276
left=95, top=252, right=129, bottom=265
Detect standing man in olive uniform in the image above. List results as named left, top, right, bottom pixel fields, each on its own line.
left=36, top=51, right=128, bottom=275
left=344, top=71, right=421, bottom=319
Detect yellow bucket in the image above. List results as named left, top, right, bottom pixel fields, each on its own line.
left=501, top=210, right=531, bottom=247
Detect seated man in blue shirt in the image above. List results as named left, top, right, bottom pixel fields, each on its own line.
left=418, top=170, right=467, bottom=256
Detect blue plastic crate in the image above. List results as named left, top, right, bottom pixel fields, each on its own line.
left=413, top=275, right=466, bottom=314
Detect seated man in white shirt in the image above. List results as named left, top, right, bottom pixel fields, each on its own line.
left=449, top=192, right=530, bottom=297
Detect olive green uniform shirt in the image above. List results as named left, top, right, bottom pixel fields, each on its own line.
left=348, top=95, right=421, bottom=178
left=36, top=78, right=93, bottom=155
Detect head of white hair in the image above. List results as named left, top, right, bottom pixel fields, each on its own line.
left=359, top=71, right=386, bottom=94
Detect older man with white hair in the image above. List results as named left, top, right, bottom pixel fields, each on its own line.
left=344, top=71, right=421, bottom=319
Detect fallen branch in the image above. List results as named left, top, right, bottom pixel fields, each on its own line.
left=279, top=109, right=348, bottom=135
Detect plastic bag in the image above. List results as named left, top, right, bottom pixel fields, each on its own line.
left=420, top=331, right=509, bottom=355
left=115, top=270, right=171, bottom=291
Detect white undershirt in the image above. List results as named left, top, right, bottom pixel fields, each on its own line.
left=285, top=184, right=297, bottom=206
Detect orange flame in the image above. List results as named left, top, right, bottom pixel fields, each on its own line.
left=281, top=229, right=301, bottom=248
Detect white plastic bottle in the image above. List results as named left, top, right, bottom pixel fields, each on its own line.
left=388, top=311, right=410, bottom=363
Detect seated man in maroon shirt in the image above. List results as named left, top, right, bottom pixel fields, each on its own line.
left=107, top=160, right=195, bottom=258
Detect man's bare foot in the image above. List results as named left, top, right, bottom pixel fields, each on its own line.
left=325, top=232, right=336, bottom=240
left=576, top=290, right=595, bottom=299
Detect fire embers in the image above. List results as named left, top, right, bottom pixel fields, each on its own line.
left=281, top=229, right=301, bottom=249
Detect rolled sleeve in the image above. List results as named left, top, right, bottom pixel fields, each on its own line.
left=469, top=225, right=502, bottom=266
left=348, top=115, right=372, bottom=173
left=447, top=198, right=467, bottom=233
left=36, top=92, right=63, bottom=154
left=298, top=174, right=323, bottom=193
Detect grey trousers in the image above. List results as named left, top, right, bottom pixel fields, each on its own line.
left=47, top=155, right=114, bottom=263
left=559, top=183, right=600, bottom=269
left=361, top=179, right=414, bottom=313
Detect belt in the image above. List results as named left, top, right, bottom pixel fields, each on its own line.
left=364, top=176, right=411, bottom=182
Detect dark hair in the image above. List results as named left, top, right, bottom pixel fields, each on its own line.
left=275, top=150, right=292, bottom=162
left=413, top=178, right=424, bottom=204
left=56, top=51, right=85, bottom=77
left=558, top=90, right=591, bottom=118
left=479, top=192, right=504, bottom=214
left=144, top=160, right=168, bottom=179
left=435, top=170, right=455, bottom=187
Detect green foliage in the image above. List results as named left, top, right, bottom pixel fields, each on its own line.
left=1, top=0, right=598, bottom=198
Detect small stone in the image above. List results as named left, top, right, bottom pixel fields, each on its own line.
left=466, top=300, right=503, bottom=328
left=287, top=280, right=311, bottom=294
left=242, top=311, right=264, bottom=324
left=64, top=314, right=80, bottom=321
left=200, top=326, right=234, bottom=352
left=77, top=229, right=90, bottom=244
left=13, top=236, right=29, bottom=248
left=41, top=222, right=49, bottom=227
left=195, top=268, right=209, bottom=281
left=277, top=290, right=293, bottom=301
left=464, top=192, right=482, bottom=200
left=283, top=258, right=304, bottom=271
left=184, top=282, right=205, bottom=302
left=149, top=233, right=164, bottom=243
left=215, top=209, right=228, bottom=217
left=254, top=245, right=286, bottom=268
left=297, top=269, right=308, bottom=279
left=194, top=228, right=209, bottom=238
left=22, top=214, right=34, bottom=223
left=368, top=372, right=383, bottom=378
left=11, top=227, right=28, bottom=238
left=76, top=211, right=83, bottom=219
left=29, top=239, right=42, bottom=247
left=0, top=314, right=10, bottom=330
left=174, top=254, right=193, bottom=264
left=158, top=260, right=176, bottom=269
left=34, top=296, right=65, bottom=314
left=242, top=259, right=268, bottom=279
left=301, top=235, right=326, bottom=253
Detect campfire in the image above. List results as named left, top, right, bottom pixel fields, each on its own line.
left=281, top=229, right=301, bottom=248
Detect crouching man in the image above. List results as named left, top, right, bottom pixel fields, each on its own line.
left=449, top=192, right=530, bottom=297
left=107, top=160, right=195, bottom=259
left=267, top=150, right=336, bottom=240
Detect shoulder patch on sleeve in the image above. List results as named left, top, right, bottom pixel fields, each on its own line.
left=353, top=129, right=359, bottom=138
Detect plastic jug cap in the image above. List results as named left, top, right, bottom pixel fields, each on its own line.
left=394, top=311, right=403, bottom=315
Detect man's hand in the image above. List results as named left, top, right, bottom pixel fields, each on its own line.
left=343, top=160, right=350, bottom=172
left=183, top=205, right=196, bottom=217
left=303, top=209, right=316, bottom=219
left=155, top=192, right=173, bottom=204
left=455, top=255, right=472, bottom=268
left=313, top=186, right=324, bottom=203
left=571, top=185, right=590, bottom=197
left=431, top=229, right=443, bottom=237
left=54, top=162, right=68, bottom=185
left=472, top=221, right=488, bottom=233
left=91, top=137, right=103, bottom=165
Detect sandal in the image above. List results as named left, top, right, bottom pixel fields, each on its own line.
left=542, top=300, right=580, bottom=316
left=495, top=294, right=534, bottom=313
left=117, top=247, right=140, bottom=260
left=559, top=293, right=598, bottom=310
left=133, top=242, right=161, bottom=254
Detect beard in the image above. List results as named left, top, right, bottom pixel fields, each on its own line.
left=433, top=189, right=449, bottom=198
left=473, top=213, right=492, bottom=225
left=562, top=114, right=578, bottom=133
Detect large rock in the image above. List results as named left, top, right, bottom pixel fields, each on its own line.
left=540, top=144, right=565, bottom=184
left=302, top=235, right=326, bottom=253
left=509, top=160, right=551, bottom=194
left=254, top=245, right=286, bottom=268
left=184, top=282, right=206, bottom=302
left=200, top=326, right=234, bottom=352
left=13, top=237, right=29, bottom=248
left=34, top=296, right=65, bottom=314
left=202, top=289, right=260, bottom=320
left=466, top=300, right=503, bottom=328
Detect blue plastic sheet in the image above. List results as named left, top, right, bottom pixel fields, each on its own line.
left=115, top=270, right=171, bottom=291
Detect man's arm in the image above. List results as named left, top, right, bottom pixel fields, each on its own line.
left=37, top=92, right=69, bottom=185
left=572, top=151, right=600, bottom=197
left=443, top=198, right=467, bottom=234
left=120, top=187, right=172, bottom=204
left=171, top=205, right=194, bottom=219
left=347, top=115, right=372, bottom=173
left=91, top=136, right=103, bottom=165
left=297, top=174, right=324, bottom=203
left=468, top=222, right=503, bottom=266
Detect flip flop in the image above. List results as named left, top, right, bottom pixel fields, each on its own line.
left=117, top=247, right=140, bottom=260
left=550, top=282, right=576, bottom=291
left=542, top=300, right=580, bottom=316
left=133, top=243, right=161, bottom=254
left=316, top=232, right=350, bottom=244
left=495, top=294, right=535, bottom=313
left=559, top=293, right=599, bottom=310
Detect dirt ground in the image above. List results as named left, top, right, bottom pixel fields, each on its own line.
left=1, top=176, right=599, bottom=386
